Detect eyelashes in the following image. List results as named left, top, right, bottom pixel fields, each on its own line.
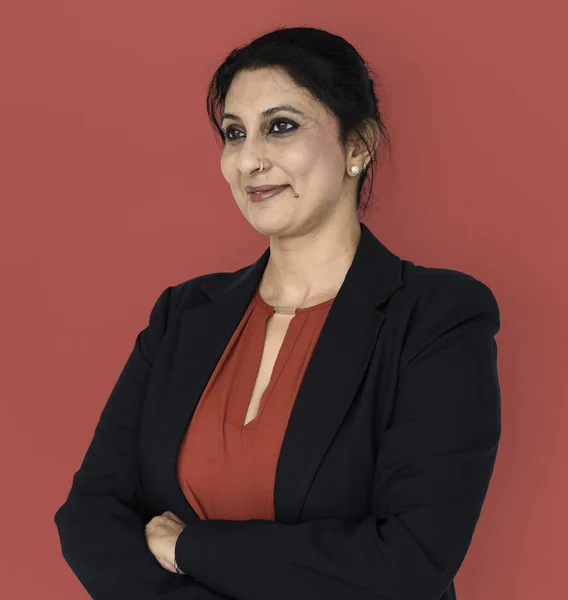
left=222, top=118, right=298, bottom=143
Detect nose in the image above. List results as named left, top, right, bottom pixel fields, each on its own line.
left=236, top=134, right=267, bottom=176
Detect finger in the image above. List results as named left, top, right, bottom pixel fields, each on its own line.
left=165, top=511, right=184, bottom=525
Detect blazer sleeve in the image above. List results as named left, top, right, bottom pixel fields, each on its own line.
left=173, top=275, right=502, bottom=600
left=53, top=285, right=234, bottom=600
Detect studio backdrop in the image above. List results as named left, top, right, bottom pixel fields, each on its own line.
left=0, top=2, right=566, bottom=599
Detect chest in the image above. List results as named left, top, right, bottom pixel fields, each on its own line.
left=139, top=290, right=397, bottom=523
left=243, top=312, right=295, bottom=426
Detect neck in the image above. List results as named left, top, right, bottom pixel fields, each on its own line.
left=260, top=220, right=361, bottom=305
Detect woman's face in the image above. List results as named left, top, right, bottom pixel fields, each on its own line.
left=220, top=67, right=360, bottom=238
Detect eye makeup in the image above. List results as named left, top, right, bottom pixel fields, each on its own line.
left=222, top=118, right=299, bottom=143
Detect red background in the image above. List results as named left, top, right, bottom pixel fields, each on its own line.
left=1, top=2, right=566, bottom=598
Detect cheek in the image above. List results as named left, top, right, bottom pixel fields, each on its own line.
left=220, top=154, right=244, bottom=196
left=220, top=155, right=246, bottom=207
left=220, top=153, right=232, bottom=182
left=287, top=134, right=340, bottom=178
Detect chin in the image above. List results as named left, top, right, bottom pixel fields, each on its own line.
left=248, top=217, right=292, bottom=237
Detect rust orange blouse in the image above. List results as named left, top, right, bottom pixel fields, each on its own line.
left=176, top=286, right=336, bottom=521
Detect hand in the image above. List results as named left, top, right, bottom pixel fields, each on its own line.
left=145, top=510, right=188, bottom=574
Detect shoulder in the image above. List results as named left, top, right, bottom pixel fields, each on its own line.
left=168, top=269, right=240, bottom=312
left=398, top=260, right=499, bottom=315
left=140, top=270, right=235, bottom=360
left=151, top=268, right=242, bottom=324
left=391, top=260, right=500, bottom=371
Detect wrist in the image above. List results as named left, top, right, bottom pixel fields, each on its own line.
left=174, top=557, right=184, bottom=575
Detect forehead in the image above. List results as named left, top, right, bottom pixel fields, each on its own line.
left=223, top=67, right=318, bottom=118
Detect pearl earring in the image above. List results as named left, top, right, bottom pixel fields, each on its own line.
left=350, top=165, right=360, bottom=175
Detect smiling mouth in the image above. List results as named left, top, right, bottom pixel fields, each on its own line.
left=247, top=185, right=290, bottom=201
left=246, top=184, right=289, bottom=193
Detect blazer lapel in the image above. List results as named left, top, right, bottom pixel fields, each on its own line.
left=156, top=222, right=405, bottom=525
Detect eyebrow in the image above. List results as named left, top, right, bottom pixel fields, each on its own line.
left=221, top=105, right=306, bottom=125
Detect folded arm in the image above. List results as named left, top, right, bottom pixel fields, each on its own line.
left=54, top=286, right=234, bottom=600
left=174, top=276, right=502, bottom=600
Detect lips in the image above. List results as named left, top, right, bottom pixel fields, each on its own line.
left=246, top=184, right=288, bottom=193
left=247, top=185, right=289, bottom=202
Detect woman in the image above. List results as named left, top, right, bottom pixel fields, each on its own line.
left=54, top=27, right=501, bottom=600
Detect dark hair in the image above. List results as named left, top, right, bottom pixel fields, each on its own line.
left=206, top=26, right=393, bottom=218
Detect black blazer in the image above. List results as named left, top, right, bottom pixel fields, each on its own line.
left=54, top=221, right=501, bottom=600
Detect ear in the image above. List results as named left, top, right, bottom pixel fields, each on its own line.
left=346, top=119, right=380, bottom=169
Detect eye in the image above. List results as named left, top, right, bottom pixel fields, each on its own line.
left=269, top=119, right=297, bottom=134
left=222, top=118, right=298, bottom=143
